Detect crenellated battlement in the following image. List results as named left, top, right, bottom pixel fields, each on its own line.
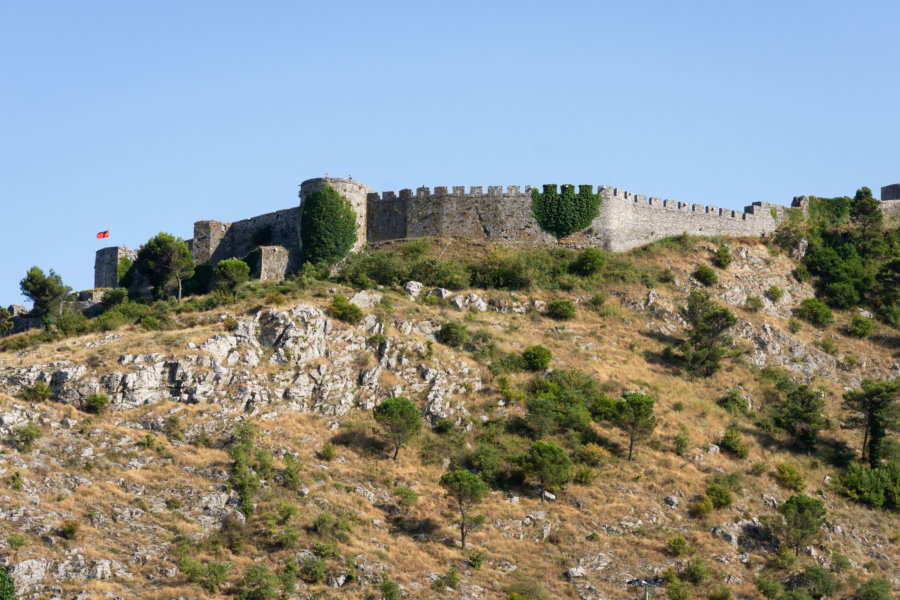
left=93, top=175, right=900, bottom=289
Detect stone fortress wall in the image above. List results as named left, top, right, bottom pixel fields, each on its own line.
left=92, top=179, right=900, bottom=291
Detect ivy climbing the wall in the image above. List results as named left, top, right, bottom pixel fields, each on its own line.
left=531, top=184, right=602, bottom=240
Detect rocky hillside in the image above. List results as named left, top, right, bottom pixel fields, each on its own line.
left=1, top=238, right=899, bottom=600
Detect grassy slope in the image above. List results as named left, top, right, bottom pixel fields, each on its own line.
left=1, top=237, right=899, bottom=600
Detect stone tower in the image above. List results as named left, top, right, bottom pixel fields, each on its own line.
left=94, top=246, right=137, bottom=288
left=298, top=177, right=373, bottom=252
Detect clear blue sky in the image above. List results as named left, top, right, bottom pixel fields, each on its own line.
left=2, top=1, right=899, bottom=307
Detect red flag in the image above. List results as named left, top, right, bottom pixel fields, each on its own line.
left=97, top=230, right=109, bottom=239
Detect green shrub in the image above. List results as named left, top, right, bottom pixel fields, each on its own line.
left=667, top=536, right=692, bottom=556
left=299, top=557, right=326, bottom=584
left=678, top=556, right=710, bottom=585
left=788, top=317, right=802, bottom=333
left=331, top=295, right=363, bottom=325
left=705, top=483, right=733, bottom=509
left=797, top=298, right=834, bottom=326
left=856, top=577, right=893, bottom=600
left=300, top=184, right=357, bottom=264
left=708, top=587, right=732, bottom=600
left=19, top=381, right=52, bottom=403
left=380, top=573, right=402, bottom=600
left=750, top=461, right=769, bottom=476
left=546, top=298, right=575, bottom=320
left=794, top=564, right=836, bottom=600
left=577, top=443, right=610, bottom=466
left=394, top=486, right=419, bottom=512
left=720, top=424, right=749, bottom=458
left=101, top=287, right=128, bottom=309
left=818, top=336, right=838, bottom=354
left=84, top=393, right=110, bottom=415
left=694, top=265, right=718, bottom=286
left=439, top=321, right=469, bottom=348
left=745, top=295, right=764, bottom=312
left=755, top=576, right=783, bottom=599
left=13, top=423, right=41, bottom=452
left=570, top=248, right=606, bottom=276
left=237, top=564, right=279, bottom=600
left=432, top=567, right=461, bottom=590
left=521, top=345, right=552, bottom=371
left=775, top=462, right=805, bottom=491
left=674, top=433, right=689, bottom=456
left=849, top=314, right=873, bottom=338
left=319, top=442, right=336, bottom=461
left=666, top=581, right=690, bottom=600
left=714, top=247, right=733, bottom=269
left=767, top=285, right=784, bottom=302
left=140, top=315, right=160, bottom=331
left=57, top=310, right=91, bottom=336
left=690, top=495, right=714, bottom=519
left=573, top=465, right=597, bottom=484
left=467, top=549, right=487, bottom=569
left=717, top=388, right=748, bottom=415
left=7, top=534, right=26, bottom=550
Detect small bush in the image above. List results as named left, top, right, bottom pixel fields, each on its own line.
left=690, top=495, right=714, bottom=519
left=101, top=287, right=128, bottom=308
left=767, top=285, right=784, bottom=302
left=678, top=556, right=710, bottom=585
left=720, top=424, right=749, bottom=458
left=750, top=461, right=769, bottom=476
left=139, top=315, right=160, bottom=331
left=788, top=317, right=802, bottom=333
left=794, top=564, right=836, bottom=600
left=674, top=433, right=689, bottom=456
left=745, top=295, right=764, bottom=312
left=714, top=247, right=733, bottom=269
left=705, top=483, right=733, bottom=509
left=84, top=393, right=110, bottom=415
left=717, top=388, right=748, bottom=415
left=856, top=577, right=893, bottom=600
left=319, top=442, right=336, bottom=461
left=571, top=247, right=606, bottom=276
left=797, top=298, right=834, bottom=326
left=577, top=443, right=611, bottom=466
left=433, top=567, right=460, bottom=590
left=13, top=423, right=41, bottom=453
left=774, top=462, right=805, bottom=491
left=394, top=486, right=419, bottom=512
left=299, top=557, right=326, bottom=584
left=19, top=381, right=52, bottom=402
left=237, top=564, right=280, bottom=600
left=667, top=536, right=692, bottom=556
left=380, top=573, right=402, bottom=600
left=546, top=298, right=575, bottom=320
left=467, top=549, right=487, bottom=569
left=331, top=295, right=363, bottom=325
left=667, top=581, right=690, bottom=600
left=574, top=466, right=597, bottom=484
left=439, top=321, right=469, bottom=349
left=8, top=534, right=26, bottom=550
left=755, top=576, right=783, bottom=599
left=61, top=519, right=79, bottom=539
left=57, top=310, right=91, bottom=336
left=694, top=265, right=718, bottom=286
left=521, top=345, right=552, bottom=371
left=818, top=336, right=838, bottom=355
left=849, top=315, right=873, bottom=338
left=708, top=587, right=732, bottom=600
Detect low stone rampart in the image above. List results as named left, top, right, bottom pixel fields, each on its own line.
left=192, top=207, right=301, bottom=270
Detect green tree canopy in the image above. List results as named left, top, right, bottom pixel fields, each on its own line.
left=135, top=232, right=195, bottom=301
left=678, top=290, right=737, bottom=380
left=0, top=307, right=13, bottom=337
left=614, top=392, right=658, bottom=460
left=215, top=259, right=250, bottom=302
left=776, top=384, right=828, bottom=451
left=842, top=378, right=900, bottom=466
left=440, top=469, right=488, bottom=550
left=768, top=493, right=827, bottom=556
left=850, top=186, right=883, bottom=234
left=521, top=440, right=573, bottom=502
left=300, top=185, right=358, bottom=264
left=20, top=266, right=71, bottom=327
left=373, top=396, right=422, bottom=461
left=531, top=184, right=602, bottom=240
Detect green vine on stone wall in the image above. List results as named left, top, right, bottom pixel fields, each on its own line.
left=531, top=184, right=602, bottom=240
